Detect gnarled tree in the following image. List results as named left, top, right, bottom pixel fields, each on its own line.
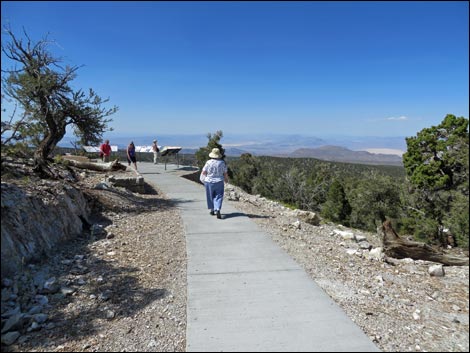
left=1, top=27, right=118, bottom=177
left=402, top=114, right=469, bottom=247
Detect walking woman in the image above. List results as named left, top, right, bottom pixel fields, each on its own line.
left=127, top=141, right=138, bottom=170
left=201, top=148, right=228, bottom=219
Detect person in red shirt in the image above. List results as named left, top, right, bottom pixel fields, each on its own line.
left=99, top=139, right=112, bottom=162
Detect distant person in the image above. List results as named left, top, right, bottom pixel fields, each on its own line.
left=127, top=141, right=138, bottom=170
left=152, top=139, right=160, bottom=164
left=201, top=148, right=228, bottom=219
left=99, top=139, right=111, bottom=162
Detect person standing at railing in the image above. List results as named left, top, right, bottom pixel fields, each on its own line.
left=152, top=139, right=160, bottom=164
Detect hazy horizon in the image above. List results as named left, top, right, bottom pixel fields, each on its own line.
left=59, top=131, right=408, bottom=156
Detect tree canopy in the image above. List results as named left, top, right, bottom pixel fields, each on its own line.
left=403, top=114, right=468, bottom=191
left=195, top=130, right=225, bottom=170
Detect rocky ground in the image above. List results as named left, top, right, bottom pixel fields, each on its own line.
left=224, top=184, right=469, bottom=353
left=2, top=168, right=187, bottom=352
left=2, top=166, right=469, bottom=352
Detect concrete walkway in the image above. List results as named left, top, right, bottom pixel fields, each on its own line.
left=138, top=162, right=380, bottom=352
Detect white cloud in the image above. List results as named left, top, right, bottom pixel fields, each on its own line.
left=386, top=116, right=408, bottom=121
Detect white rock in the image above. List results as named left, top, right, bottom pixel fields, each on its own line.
left=428, top=264, right=445, bottom=277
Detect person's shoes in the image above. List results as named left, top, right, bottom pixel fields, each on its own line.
left=210, top=210, right=215, bottom=216
left=216, top=211, right=221, bottom=219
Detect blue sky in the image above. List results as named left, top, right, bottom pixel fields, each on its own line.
left=1, top=1, right=469, bottom=139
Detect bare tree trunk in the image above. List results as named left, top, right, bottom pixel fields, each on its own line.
left=33, top=118, right=66, bottom=178
left=382, top=220, right=469, bottom=266
left=64, top=158, right=127, bottom=172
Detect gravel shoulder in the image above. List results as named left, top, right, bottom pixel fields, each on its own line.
left=224, top=184, right=469, bottom=352
left=2, top=170, right=187, bottom=352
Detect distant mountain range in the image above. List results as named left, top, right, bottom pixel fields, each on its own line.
left=287, top=146, right=403, bottom=166
left=58, top=133, right=406, bottom=166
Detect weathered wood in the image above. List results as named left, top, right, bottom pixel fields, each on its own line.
left=382, top=220, right=469, bottom=266
left=64, top=158, right=127, bottom=172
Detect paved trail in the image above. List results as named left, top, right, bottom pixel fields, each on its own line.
left=139, top=163, right=380, bottom=352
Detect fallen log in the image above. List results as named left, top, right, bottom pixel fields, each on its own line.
left=64, top=158, right=127, bottom=172
left=381, top=220, right=469, bottom=266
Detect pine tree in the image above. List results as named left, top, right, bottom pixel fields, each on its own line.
left=322, top=180, right=351, bottom=225
left=402, top=114, right=469, bottom=247
left=195, top=130, right=225, bottom=170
